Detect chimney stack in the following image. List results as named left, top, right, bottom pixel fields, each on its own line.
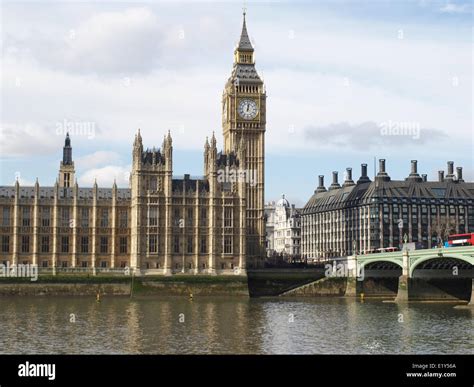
left=329, top=171, right=341, bottom=190
left=422, top=174, right=427, bottom=182
left=379, top=159, right=386, bottom=173
left=456, top=167, right=464, bottom=182
left=343, top=167, right=355, bottom=187
left=315, top=175, right=327, bottom=193
left=357, top=163, right=371, bottom=184
left=446, top=161, right=455, bottom=180
left=406, top=160, right=422, bottom=182
left=438, top=170, right=444, bottom=182
left=447, top=161, right=454, bottom=175
left=376, top=158, right=390, bottom=181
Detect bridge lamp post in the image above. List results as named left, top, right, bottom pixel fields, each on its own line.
left=180, top=218, right=185, bottom=274
left=352, top=240, right=357, bottom=278
left=397, top=218, right=403, bottom=249
left=403, top=233, right=408, bottom=251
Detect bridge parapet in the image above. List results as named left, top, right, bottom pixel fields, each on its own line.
left=356, top=246, right=474, bottom=278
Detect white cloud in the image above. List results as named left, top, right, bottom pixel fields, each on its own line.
left=76, top=151, right=122, bottom=170
left=1, top=58, right=223, bottom=150
left=264, top=68, right=468, bottom=153
left=3, top=6, right=235, bottom=76
left=15, top=7, right=163, bottom=75
left=78, top=165, right=131, bottom=187
left=439, top=3, right=471, bottom=13
left=0, top=122, right=60, bottom=157
left=303, top=121, right=446, bottom=149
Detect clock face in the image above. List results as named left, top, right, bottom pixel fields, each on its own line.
left=238, top=99, right=258, bottom=120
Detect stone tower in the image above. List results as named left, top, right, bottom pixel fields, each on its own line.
left=222, top=12, right=266, bottom=267
left=58, top=133, right=75, bottom=188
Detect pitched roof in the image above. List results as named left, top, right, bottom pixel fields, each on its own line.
left=303, top=179, right=474, bottom=214
left=237, top=13, right=253, bottom=52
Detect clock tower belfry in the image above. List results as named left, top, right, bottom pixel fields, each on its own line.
left=222, top=12, right=266, bottom=267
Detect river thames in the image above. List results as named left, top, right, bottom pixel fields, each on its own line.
left=0, top=297, right=472, bottom=354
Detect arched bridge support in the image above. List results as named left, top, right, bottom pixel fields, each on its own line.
left=344, top=256, right=359, bottom=297
left=397, top=251, right=473, bottom=303
left=394, top=250, right=410, bottom=303
left=469, top=279, right=474, bottom=306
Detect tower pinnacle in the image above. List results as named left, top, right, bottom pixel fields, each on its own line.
left=238, top=11, right=253, bottom=52
left=63, top=132, right=73, bottom=165
left=59, top=133, right=75, bottom=188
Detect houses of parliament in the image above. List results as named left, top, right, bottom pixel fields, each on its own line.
left=0, top=13, right=266, bottom=275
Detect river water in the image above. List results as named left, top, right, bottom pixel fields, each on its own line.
left=0, top=297, right=472, bottom=354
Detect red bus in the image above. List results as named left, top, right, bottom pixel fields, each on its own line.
left=447, top=233, right=474, bottom=247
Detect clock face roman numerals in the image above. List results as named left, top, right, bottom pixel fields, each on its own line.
left=238, top=99, right=258, bottom=120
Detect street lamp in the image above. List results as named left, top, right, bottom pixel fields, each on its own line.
left=353, top=239, right=357, bottom=278
left=397, top=218, right=403, bottom=250
left=180, top=217, right=185, bottom=274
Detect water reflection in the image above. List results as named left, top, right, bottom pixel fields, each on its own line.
left=0, top=297, right=471, bottom=354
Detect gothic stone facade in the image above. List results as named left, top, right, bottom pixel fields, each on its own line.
left=0, top=14, right=266, bottom=275
left=302, top=160, right=474, bottom=259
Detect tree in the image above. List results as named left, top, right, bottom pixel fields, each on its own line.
left=431, top=215, right=456, bottom=247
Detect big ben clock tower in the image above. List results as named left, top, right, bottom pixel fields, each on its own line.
left=222, top=12, right=266, bottom=267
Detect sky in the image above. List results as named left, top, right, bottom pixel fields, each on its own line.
left=1, top=0, right=472, bottom=207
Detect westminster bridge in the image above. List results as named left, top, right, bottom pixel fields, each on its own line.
left=279, top=246, right=474, bottom=303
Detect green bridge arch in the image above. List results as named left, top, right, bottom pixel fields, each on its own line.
left=409, top=254, right=474, bottom=278
left=359, top=258, right=403, bottom=270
